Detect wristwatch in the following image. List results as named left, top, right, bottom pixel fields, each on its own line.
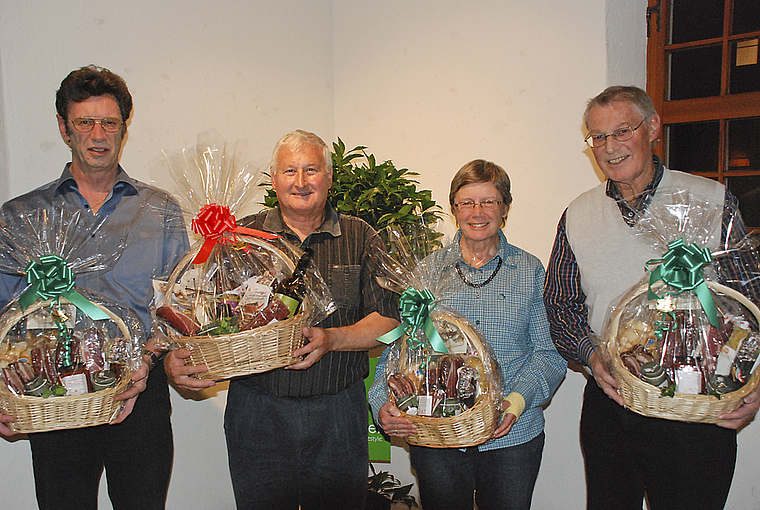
left=142, top=348, right=167, bottom=370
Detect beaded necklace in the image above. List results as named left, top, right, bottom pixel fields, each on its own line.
left=455, top=255, right=502, bottom=288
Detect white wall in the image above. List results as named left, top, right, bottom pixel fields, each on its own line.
left=1, top=1, right=758, bottom=509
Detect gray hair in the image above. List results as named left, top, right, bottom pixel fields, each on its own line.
left=583, top=85, right=656, bottom=128
left=269, top=130, right=332, bottom=175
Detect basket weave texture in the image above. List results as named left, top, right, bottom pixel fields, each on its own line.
left=165, top=236, right=309, bottom=381
left=607, top=281, right=760, bottom=423
left=394, top=314, right=500, bottom=448
left=0, top=298, right=134, bottom=434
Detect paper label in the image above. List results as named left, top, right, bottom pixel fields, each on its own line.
left=239, top=276, right=272, bottom=309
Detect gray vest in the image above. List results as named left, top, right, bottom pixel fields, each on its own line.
left=566, top=169, right=725, bottom=335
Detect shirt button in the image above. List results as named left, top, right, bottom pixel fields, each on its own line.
left=475, top=320, right=480, bottom=326
left=475, top=293, right=481, bottom=299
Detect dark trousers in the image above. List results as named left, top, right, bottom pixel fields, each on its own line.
left=409, top=432, right=544, bottom=510
left=29, top=363, right=173, bottom=510
left=581, top=379, right=736, bottom=510
left=225, top=378, right=369, bottom=510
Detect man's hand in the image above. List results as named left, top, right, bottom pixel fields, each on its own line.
left=589, top=351, right=623, bottom=405
left=378, top=402, right=416, bottom=438
left=164, top=349, right=216, bottom=391
left=287, top=326, right=332, bottom=370
left=0, top=413, right=16, bottom=437
left=718, top=383, right=760, bottom=430
left=110, top=348, right=153, bottom=424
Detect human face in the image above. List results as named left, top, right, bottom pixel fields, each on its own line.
left=271, top=144, right=332, bottom=220
left=57, top=95, right=125, bottom=177
left=453, top=181, right=508, bottom=246
left=587, top=101, right=661, bottom=199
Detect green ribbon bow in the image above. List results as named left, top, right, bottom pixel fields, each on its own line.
left=19, top=255, right=110, bottom=321
left=646, top=238, right=719, bottom=328
left=376, top=287, right=448, bottom=353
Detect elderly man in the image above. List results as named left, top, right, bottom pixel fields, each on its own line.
left=0, top=66, right=189, bottom=509
left=544, top=85, right=760, bottom=510
left=165, top=130, right=400, bottom=510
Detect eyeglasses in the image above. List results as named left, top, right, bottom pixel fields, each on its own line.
left=454, top=199, right=503, bottom=212
left=69, top=117, right=123, bottom=133
left=584, top=115, right=650, bottom=148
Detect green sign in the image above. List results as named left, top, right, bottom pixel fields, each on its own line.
left=365, top=356, right=391, bottom=462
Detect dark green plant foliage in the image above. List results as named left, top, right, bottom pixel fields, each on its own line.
left=367, top=464, right=420, bottom=509
left=261, top=138, right=443, bottom=251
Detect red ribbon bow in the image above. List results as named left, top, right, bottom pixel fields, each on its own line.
left=191, top=203, right=280, bottom=264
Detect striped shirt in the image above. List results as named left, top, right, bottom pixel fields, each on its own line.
left=237, top=204, right=398, bottom=397
left=543, top=156, right=746, bottom=367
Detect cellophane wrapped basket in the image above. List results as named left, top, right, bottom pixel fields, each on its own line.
left=0, top=208, right=143, bottom=433
left=599, top=190, right=760, bottom=423
left=154, top=140, right=334, bottom=380
left=371, top=227, right=501, bottom=447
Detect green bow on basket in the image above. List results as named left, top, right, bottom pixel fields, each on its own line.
left=18, top=254, right=110, bottom=321
left=377, top=287, right=448, bottom=353
left=645, top=238, right=719, bottom=334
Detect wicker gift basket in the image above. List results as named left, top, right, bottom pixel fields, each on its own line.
left=154, top=139, right=334, bottom=381
left=0, top=207, right=143, bottom=433
left=158, top=234, right=317, bottom=380
left=599, top=189, right=760, bottom=423
left=606, top=280, right=760, bottom=423
left=0, top=297, right=136, bottom=433
left=389, top=310, right=500, bottom=448
left=370, top=227, right=502, bottom=448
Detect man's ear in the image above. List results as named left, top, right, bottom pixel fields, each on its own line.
left=57, top=115, right=70, bottom=144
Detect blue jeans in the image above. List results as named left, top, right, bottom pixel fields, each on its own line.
left=225, top=377, right=369, bottom=510
left=409, top=432, right=544, bottom=510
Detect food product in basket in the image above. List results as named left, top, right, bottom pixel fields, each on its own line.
left=0, top=301, right=137, bottom=399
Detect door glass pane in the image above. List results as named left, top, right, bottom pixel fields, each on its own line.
left=666, top=121, right=720, bottom=174
left=728, top=117, right=760, bottom=171
left=730, top=39, right=760, bottom=95
left=669, top=46, right=722, bottom=100
left=670, top=0, right=724, bottom=44
left=733, top=0, right=760, bottom=35
left=725, top=176, right=760, bottom=228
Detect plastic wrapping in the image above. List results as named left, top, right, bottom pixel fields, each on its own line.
left=0, top=207, right=145, bottom=432
left=371, top=226, right=502, bottom=421
left=153, top=139, right=336, bottom=379
left=598, top=190, right=760, bottom=419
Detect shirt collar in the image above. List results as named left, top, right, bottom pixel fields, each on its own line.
left=55, top=163, right=140, bottom=198
left=262, top=202, right=342, bottom=240
left=453, top=230, right=512, bottom=268
left=606, top=154, right=664, bottom=224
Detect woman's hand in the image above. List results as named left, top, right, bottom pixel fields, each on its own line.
left=378, top=402, right=416, bottom=438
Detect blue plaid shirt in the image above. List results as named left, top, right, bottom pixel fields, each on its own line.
left=369, top=231, right=566, bottom=450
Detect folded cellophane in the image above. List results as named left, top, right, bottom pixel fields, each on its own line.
left=596, top=190, right=760, bottom=420
left=370, top=225, right=501, bottom=422
left=153, top=139, right=335, bottom=352
left=0, top=206, right=144, bottom=431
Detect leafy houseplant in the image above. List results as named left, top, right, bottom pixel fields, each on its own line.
left=261, top=138, right=443, bottom=251
left=367, top=464, right=420, bottom=510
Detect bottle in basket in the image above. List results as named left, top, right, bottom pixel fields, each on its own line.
left=58, top=337, right=91, bottom=396
left=273, top=248, right=312, bottom=318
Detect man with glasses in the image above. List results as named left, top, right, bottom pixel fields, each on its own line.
left=0, top=65, right=188, bottom=510
left=544, top=85, right=760, bottom=510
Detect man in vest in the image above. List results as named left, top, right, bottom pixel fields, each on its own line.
left=544, top=85, right=760, bottom=510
